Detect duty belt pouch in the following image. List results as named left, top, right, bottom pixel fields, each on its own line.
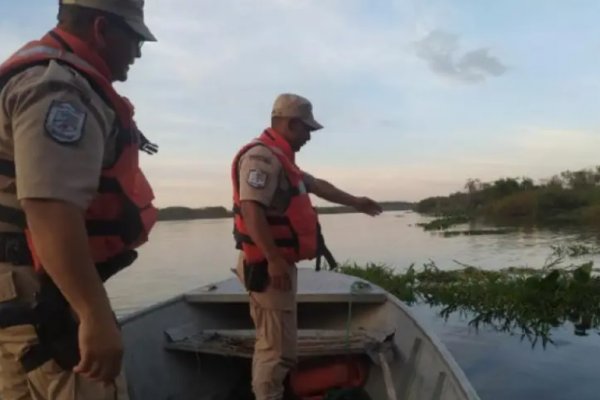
left=96, top=250, right=138, bottom=282
left=33, top=274, right=80, bottom=370
left=243, top=260, right=269, bottom=292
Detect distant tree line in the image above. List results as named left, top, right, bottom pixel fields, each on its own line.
left=157, top=206, right=232, bottom=221
left=314, top=201, right=414, bottom=214
left=416, top=166, right=600, bottom=226
left=157, top=201, right=414, bottom=221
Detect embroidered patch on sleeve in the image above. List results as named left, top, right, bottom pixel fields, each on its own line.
left=247, top=169, right=269, bottom=189
left=44, top=100, right=87, bottom=144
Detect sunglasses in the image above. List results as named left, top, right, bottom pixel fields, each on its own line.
left=105, top=15, right=144, bottom=51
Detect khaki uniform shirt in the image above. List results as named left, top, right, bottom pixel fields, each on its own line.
left=0, top=60, right=118, bottom=233
left=235, top=144, right=316, bottom=310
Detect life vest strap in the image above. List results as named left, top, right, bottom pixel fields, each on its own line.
left=233, top=229, right=298, bottom=249
left=0, top=204, right=26, bottom=229
left=98, top=177, right=122, bottom=193
left=316, top=223, right=338, bottom=271
left=85, top=220, right=123, bottom=236
left=232, top=205, right=290, bottom=226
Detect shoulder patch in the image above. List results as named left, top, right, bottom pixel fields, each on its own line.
left=247, top=169, right=269, bottom=189
left=44, top=100, right=87, bottom=144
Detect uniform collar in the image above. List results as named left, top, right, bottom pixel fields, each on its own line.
left=261, top=128, right=295, bottom=163
left=48, top=28, right=113, bottom=82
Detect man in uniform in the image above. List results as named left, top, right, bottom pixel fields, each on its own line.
left=0, top=1, right=157, bottom=399
left=232, top=93, right=383, bottom=399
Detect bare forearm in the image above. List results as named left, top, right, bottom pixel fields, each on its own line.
left=22, top=199, right=113, bottom=321
left=312, top=178, right=357, bottom=207
left=240, top=201, right=283, bottom=262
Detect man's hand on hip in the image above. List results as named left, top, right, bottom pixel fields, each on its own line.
left=74, top=312, right=123, bottom=383
left=267, top=256, right=292, bottom=292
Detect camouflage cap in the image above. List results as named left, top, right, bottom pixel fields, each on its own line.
left=271, top=93, right=323, bottom=131
left=60, top=0, right=156, bottom=42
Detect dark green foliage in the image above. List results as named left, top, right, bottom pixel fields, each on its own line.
left=338, top=244, right=600, bottom=348
left=416, top=166, right=600, bottom=228
left=416, top=215, right=470, bottom=230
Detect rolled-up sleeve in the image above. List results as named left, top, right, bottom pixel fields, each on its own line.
left=6, top=63, right=109, bottom=210
left=301, top=170, right=317, bottom=193
left=238, top=146, right=282, bottom=207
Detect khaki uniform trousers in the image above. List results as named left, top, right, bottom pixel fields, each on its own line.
left=236, top=257, right=298, bottom=400
left=0, top=263, right=128, bottom=400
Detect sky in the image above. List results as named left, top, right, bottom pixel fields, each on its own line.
left=2, top=1, right=599, bottom=208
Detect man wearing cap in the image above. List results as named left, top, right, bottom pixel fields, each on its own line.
left=232, top=93, right=382, bottom=399
left=0, top=1, right=157, bottom=399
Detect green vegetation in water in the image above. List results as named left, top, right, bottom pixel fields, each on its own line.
left=441, top=229, right=514, bottom=237
left=338, top=244, right=600, bottom=348
left=416, top=215, right=470, bottom=230
left=416, top=165, right=600, bottom=227
left=414, top=216, right=514, bottom=236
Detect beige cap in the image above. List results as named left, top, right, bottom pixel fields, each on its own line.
left=60, top=0, right=156, bottom=42
left=271, top=93, right=323, bottom=131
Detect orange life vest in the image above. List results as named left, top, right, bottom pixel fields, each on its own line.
left=0, top=29, right=157, bottom=271
left=232, top=128, right=319, bottom=264
left=289, top=355, right=370, bottom=399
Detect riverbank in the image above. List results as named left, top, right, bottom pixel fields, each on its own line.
left=416, top=166, right=600, bottom=230
left=157, top=201, right=414, bottom=221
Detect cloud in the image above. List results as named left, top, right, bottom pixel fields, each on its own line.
left=415, top=30, right=507, bottom=83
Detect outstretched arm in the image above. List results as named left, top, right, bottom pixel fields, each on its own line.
left=308, top=175, right=383, bottom=216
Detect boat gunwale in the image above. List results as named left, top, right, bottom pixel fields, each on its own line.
left=118, top=294, right=185, bottom=325
left=383, top=291, right=480, bottom=400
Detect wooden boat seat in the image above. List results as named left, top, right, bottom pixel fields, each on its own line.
left=164, top=328, right=393, bottom=359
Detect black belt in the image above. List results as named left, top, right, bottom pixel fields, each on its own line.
left=0, top=232, right=33, bottom=265
left=0, top=234, right=135, bottom=373
left=0, top=301, right=35, bottom=328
